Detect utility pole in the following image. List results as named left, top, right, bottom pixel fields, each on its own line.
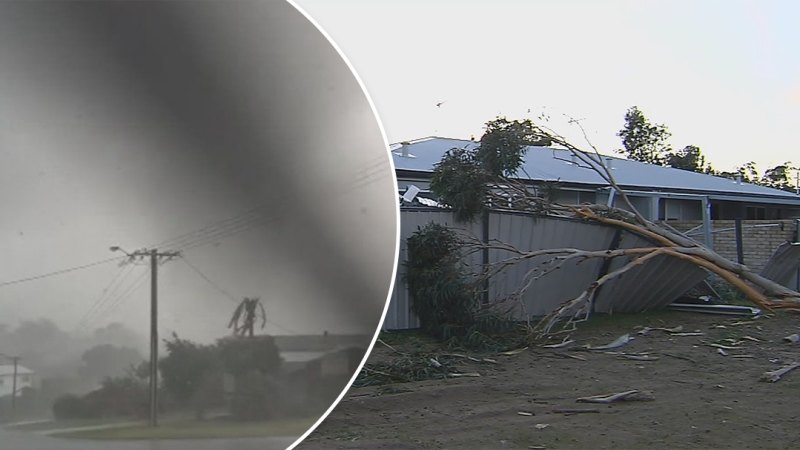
left=11, top=356, right=18, bottom=417
left=110, top=246, right=179, bottom=427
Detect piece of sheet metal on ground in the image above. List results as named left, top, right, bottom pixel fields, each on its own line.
left=592, top=230, right=709, bottom=313
left=759, top=242, right=800, bottom=290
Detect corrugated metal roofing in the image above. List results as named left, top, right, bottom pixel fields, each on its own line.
left=392, top=137, right=800, bottom=203
left=760, top=242, right=800, bottom=290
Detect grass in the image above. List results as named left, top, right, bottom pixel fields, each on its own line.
left=50, top=416, right=316, bottom=440
left=5, top=417, right=139, bottom=432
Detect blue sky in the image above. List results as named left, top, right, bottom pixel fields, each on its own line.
left=297, top=0, right=800, bottom=173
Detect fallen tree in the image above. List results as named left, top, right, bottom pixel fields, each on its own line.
left=426, top=117, right=800, bottom=340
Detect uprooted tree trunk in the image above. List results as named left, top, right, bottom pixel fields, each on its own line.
left=453, top=121, right=800, bottom=339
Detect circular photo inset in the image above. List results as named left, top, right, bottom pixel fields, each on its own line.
left=0, top=1, right=398, bottom=449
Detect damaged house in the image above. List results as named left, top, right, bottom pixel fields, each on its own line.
left=386, top=137, right=800, bottom=330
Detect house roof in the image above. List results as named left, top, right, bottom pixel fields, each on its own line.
left=391, top=137, right=800, bottom=205
left=0, top=365, right=34, bottom=377
left=272, top=334, right=369, bottom=353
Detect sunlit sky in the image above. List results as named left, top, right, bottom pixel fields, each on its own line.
left=297, top=0, right=800, bottom=173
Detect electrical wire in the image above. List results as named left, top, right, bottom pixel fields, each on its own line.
left=0, top=256, right=125, bottom=289
left=179, top=255, right=238, bottom=303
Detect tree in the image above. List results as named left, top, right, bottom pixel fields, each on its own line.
left=78, top=344, right=145, bottom=383
left=228, top=297, right=266, bottom=337
left=430, top=117, right=551, bottom=222
left=217, top=335, right=283, bottom=420
left=477, top=117, right=551, bottom=176
left=426, top=115, right=800, bottom=339
left=761, top=162, right=794, bottom=192
left=158, top=333, right=223, bottom=418
left=666, top=145, right=707, bottom=172
left=405, top=223, right=476, bottom=338
left=617, top=106, right=671, bottom=165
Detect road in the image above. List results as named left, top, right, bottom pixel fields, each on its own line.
left=0, top=427, right=298, bottom=450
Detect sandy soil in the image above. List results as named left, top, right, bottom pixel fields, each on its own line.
left=298, top=310, right=800, bottom=450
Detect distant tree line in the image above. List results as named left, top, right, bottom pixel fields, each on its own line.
left=617, top=105, right=795, bottom=192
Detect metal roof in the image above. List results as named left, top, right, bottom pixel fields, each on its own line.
left=391, top=137, right=800, bottom=204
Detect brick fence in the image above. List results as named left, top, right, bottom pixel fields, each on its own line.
left=667, top=219, right=799, bottom=273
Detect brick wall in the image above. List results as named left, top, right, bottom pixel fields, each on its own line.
left=667, top=219, right=799, bottom=273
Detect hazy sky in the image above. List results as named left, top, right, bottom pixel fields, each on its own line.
left=296, top=0, right=800, bottom=172
left=0, top=1, right=397, bottom=343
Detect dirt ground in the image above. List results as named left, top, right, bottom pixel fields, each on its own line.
left=298, top=310, right=800, bottom=450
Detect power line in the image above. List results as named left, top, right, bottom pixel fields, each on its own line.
left=0, top=256, right=124, bottom=289
left=150, top=153, right=394, bottom=254
left=92, top=269, right=150, bottom=324
left=179, top=256, right=238, bottom=303
left=74, top=263, right=138, bottom=331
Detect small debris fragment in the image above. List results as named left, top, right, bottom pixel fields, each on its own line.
left=517, top=411, right=534, bottom=416
left=783, top=334, right=800, bottom=344
left=707, top=342, right=741, bottom=351
left=499, top=347, right=529, bottom=356
left=741, top=335, right=761, bottom=342
left=542, top=339, right=575, bottom=349
left=586, top=334, right=633, bottom=351
left=534, top=424, right=550, bottom=430
left=670, top=332, right=704, bottom=337
left=761, top=362, right=800, bottom=383
left=429, top=358, right=442, bottom=368
left=576, top=390, right=654, bottom=404
left=552, top=408, right=601, bottom=415
left=717, top=348, right=728, bottom=356
left=446, top=372, right=481, bottom=378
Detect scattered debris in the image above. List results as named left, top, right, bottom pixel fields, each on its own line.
left=637, top=325, right=683, bottom=336
left=760, top=362, right=800, bottom=383
left=669, top=332, right=705, bottom=337
left=447, top=372, right=481, bottom=378
left=430, top=358, right=442, bottom=368
left=668, top=303, right=762, bottom=317
left=534, top=424, right=550, bottom=430
left=616, top=354, right=660, bottom=362
left=586, top=334, right=633, bottom=351
left=730, top=320, right=755, bottom=326
left=552, top=408, right=601, bottom=415
left=740, top=335, right=762, bottom=343
left=517, top=411, right=535, bottom=416
left=542, top=339, right=576, bottom=349
left=443, top=353, right=500, bottom=364
left=499, top=347, right=529, bottom=356
left=717, top=348, right=728, bottom=356
left=576, top=390, right=654, bottom=404
left=559, top=353, right=587, bottom=361
left=783, top=334, right=800, bottom=344
left=706, top=342, right=742, bottom=351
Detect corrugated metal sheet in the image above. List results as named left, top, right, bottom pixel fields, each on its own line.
left=760, top=242, right=800, bottom=290
left=383, top=208, right=709, bottom=330
left=486, top=213, right=616, bottom=316
left=592, top=232, right=709, bottom=313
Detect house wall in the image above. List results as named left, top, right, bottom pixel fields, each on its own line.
left=668, top=219, right=799, bottom=273
left=0, top=373, right=33, bottom=398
